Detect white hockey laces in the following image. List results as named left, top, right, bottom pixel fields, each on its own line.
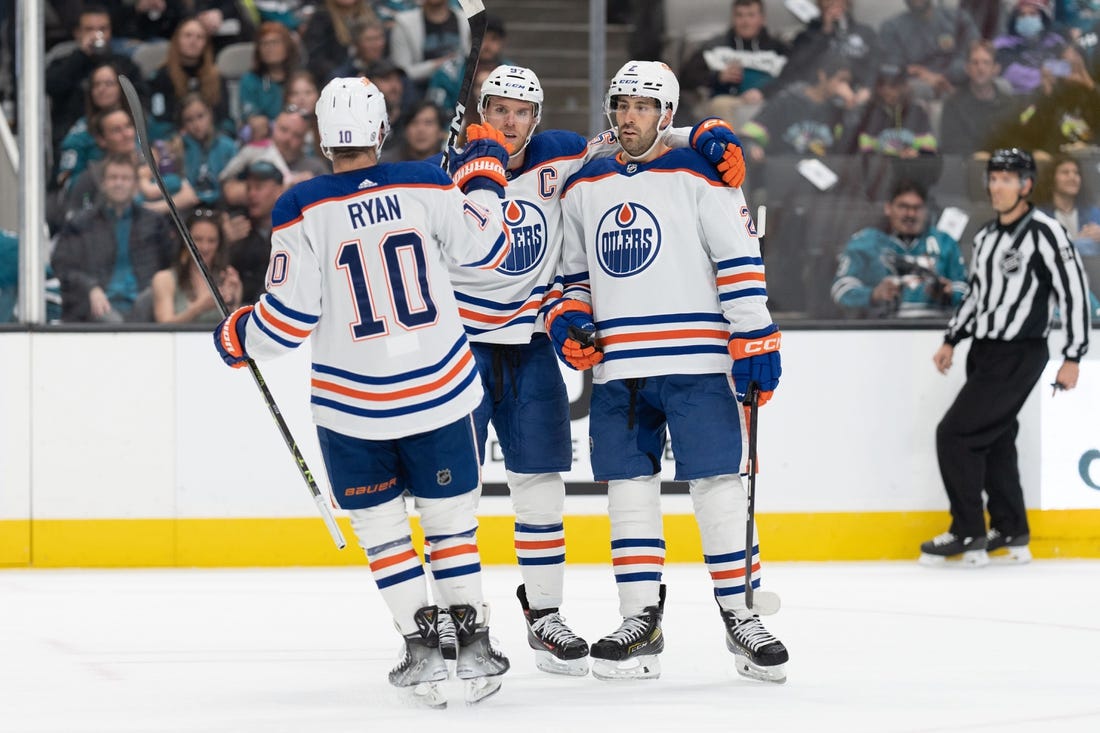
left=735, top=616, right=779, bottom=651
left=602, top=614, right=652, bottom=643
left=930, top=531, right=958, bottom=546
left=531, top=612, right=583, bottom=644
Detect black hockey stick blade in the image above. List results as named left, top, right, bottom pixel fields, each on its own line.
left=744, top=382, right=780, bottom=615
left=118, top=74, right=347, bottom=550
left=441, top=0, right=488, bottom=170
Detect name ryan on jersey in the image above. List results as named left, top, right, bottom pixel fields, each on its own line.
left=347, top=194, right=402, bottom=230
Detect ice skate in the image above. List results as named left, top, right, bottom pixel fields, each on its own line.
left=987, top=529, right=1031, bottom=564
left=389, top=606, right=450, bottom=709
left=918, top=532, right=989, bottom=567
left=517, top=584, right=589, bottom=676
left=720, top=606, right=788, bottom=683
left=449, top=603, right=510, bottom=704
left=590, top=584, right=665, bottom=681
left=436, top=607, right=458, bottom=661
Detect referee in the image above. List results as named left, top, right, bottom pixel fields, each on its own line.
left=920, top=148, right=1091, bottom=567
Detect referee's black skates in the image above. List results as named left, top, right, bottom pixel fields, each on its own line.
left=919, top=530, right=1032, bottom=567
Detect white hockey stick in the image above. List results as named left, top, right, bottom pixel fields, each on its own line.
left=118, top=74, right=347, bottom=551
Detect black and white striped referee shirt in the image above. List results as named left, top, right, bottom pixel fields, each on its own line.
left=945, top=205, right=1090, bottom=360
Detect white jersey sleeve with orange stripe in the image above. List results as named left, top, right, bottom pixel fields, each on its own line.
left=242, top=160, right=509, bottom=440
left=559, top=147, right=774, bottom=384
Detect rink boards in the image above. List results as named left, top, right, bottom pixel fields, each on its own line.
left=1, top=329, right=1098, bottom=567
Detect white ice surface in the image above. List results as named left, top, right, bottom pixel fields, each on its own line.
left=3, top=562, right=1100, bottom=733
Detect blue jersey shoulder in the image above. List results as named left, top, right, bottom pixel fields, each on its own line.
left=526, top=129, right=587, bottom=167
left=273, top=162, right=451, bottom=227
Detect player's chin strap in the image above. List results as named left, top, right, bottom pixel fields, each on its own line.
left=617, top=120, right=675, bottom=163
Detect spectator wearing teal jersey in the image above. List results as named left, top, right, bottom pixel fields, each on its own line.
left=55, top=60, right=126, bottom=191
left=833, top=179, right=967, bottom=317
left=0, top=229, right=64, bottom=323
left=238, top=22, right=299, bottom=125
left=425, top=14, right=509, bottom=119
left=0, top=228, right=16, bottom=321
left=180, top=94, right=239, bottom=207
left=255, top=0, right=308, bottom=30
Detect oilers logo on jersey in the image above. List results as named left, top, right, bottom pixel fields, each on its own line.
left=595, top=202, right=662, bottom=277
left=498, top=198, right=548, bottom=276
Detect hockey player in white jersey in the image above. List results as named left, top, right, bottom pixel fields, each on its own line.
left=212, top=78, right=512, bottom=706
left=549, top=61, right=788, bottom=683
left=440, top=64, right=749, bottom=677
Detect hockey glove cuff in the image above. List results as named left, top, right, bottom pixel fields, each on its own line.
left=450, top=123, right=509, bottom=196
left=728, top=324, right=781, bottom=405
left=546, top=299, right=603, bottom=371
left=214, top=305, right=253, bottom=369
left=691, top=117, right=746, bottom=188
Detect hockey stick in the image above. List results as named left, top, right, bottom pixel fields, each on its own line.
left=118, top=75, right=347, bottom=551
left=440, top=0, right=488, bottom=170
left=744, top=382, right=780, bottom=615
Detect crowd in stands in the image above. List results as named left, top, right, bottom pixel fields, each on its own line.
left=672, top=0, right=1100, bottom=319
left=2, top=0, right=1099, bottom=323
left=1, top=0, right=485, bottom=323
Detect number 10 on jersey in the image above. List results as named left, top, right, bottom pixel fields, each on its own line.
left=337, top=232, right=439, bottom=340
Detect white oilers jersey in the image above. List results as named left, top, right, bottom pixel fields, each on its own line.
left=560, top=148, right=775, bottom=384
left=443, top=129, right=592, bottom=343
left=243, top=161, right=510, bottom=439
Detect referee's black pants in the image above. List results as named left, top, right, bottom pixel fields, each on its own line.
left=936, top=339, right=1049, bottom=539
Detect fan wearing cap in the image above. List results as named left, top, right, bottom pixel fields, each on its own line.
left=923, top=148, right=1091, bottom=568
left=224, top=159, right=285, bottom=304
left=212, top=78, right=515, bottom=706
left=853, top=63, right=938, bottom=159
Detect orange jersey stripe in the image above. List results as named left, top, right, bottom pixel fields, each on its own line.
left=514, top=538, right=565, bottom=550
left=612, top=555, right=666, bottom=566
left=369, top=548, right=418, bottom=572
left=312, top=350, right=473, bottom=402
left=459, top=299, right=541, bottom=325
left=709, top=563, right=761, bottom=581
left=258, top=301, right=312, bottom=339
left=600, top=328, right=729, bottom=346
left=429, top=543, right=479, bottom=561
left=716, top=272, right=766, bottom=287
